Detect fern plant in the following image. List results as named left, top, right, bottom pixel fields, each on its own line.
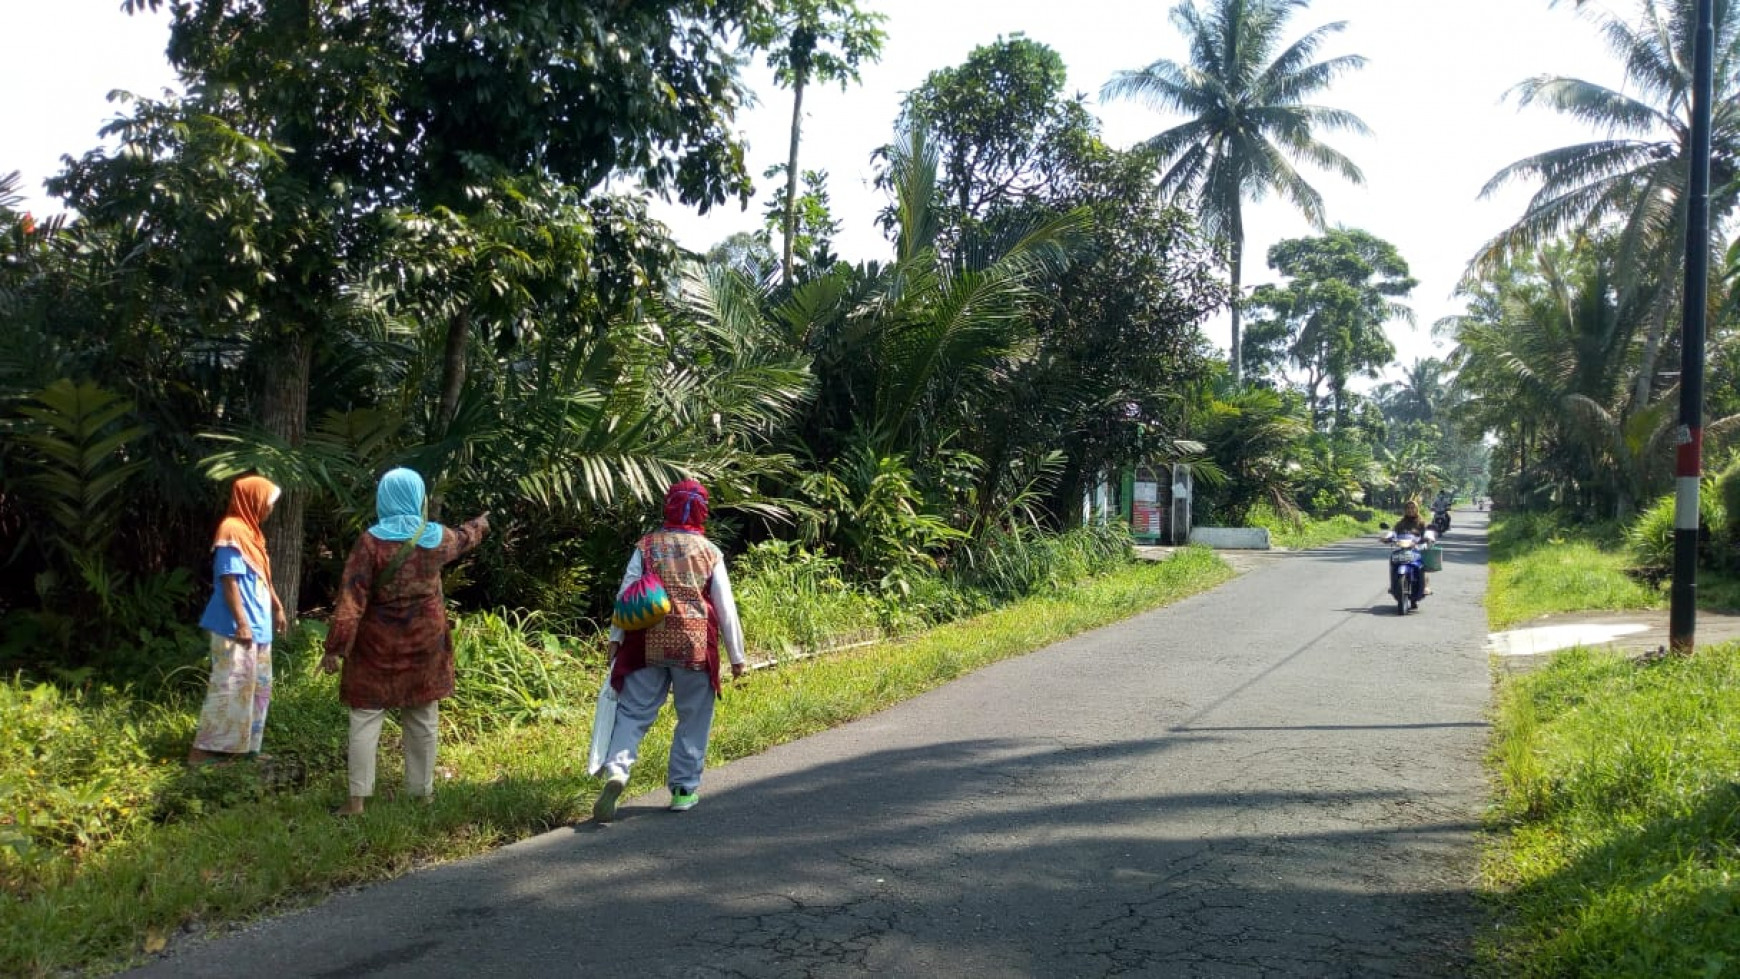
left=11, top=380, right=148, bottom=561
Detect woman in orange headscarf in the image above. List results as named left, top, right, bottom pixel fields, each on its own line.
left=188, top=475, right=288, bottom=765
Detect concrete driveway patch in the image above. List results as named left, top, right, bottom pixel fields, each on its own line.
left=1487, top=622, right=1651, bottom=657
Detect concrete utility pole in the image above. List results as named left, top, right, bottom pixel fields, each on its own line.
left=1671, top=0, right=1716, bottom=653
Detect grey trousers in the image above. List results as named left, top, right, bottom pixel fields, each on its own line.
left=603, top=666, right=716, bottom=792
left=348, top=702, right=439, bottom=799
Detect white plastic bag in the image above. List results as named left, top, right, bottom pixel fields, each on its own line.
left=587, top=667, right=618, bottom=776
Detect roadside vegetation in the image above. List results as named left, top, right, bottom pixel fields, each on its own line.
left=43, top=0, right=1740, bottom=972
left=1483, top=506, right=1740, bottom=975
left=1486, top=509, right=1740, bottom=631
left=1485, top=514, right=1662, bottom=630
left=1247, top=503, right=1383, bottom=551
left=0, top=545, right=1231, bottom=976
left=1486, top=644, right=1740, bottom=976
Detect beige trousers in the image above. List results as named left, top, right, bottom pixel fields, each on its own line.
left=347, top=703, right=439, bottom=799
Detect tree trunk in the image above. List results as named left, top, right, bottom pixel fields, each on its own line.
left=1631, top=289, right=1674, bottom=412
left=429, top=308, right=472, bottom=521
left=259, top=332, right=313, bottom=622
left=782, top=76, right=806, bottom=288
left=1229, top=227, right=1244, bottom=387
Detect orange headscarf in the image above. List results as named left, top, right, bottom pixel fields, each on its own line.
left=213, top=475, right=280, bottom=588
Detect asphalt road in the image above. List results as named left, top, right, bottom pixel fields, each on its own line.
left=134, top=515, right=1491, bottom=978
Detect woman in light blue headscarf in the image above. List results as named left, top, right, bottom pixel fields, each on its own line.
left=320, top=469, right=489, bottom=816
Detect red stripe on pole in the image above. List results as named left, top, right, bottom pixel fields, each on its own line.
left=1677, top=427, right=1704, bottom=478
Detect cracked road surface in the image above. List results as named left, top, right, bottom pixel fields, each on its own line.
left=134, top=516, right=1490, bottom=978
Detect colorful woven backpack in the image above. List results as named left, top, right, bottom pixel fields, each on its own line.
left=612, top=547, right=672, bottom=631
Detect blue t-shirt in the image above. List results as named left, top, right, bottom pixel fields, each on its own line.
left=198, top=546, right=273, bottom=645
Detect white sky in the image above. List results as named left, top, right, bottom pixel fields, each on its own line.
left=2, top=0, right=1634, bottom=376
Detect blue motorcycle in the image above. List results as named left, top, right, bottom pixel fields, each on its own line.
left=1378, top=525, right=1434, bottom=615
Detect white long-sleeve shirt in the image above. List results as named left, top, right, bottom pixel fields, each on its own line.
left=607, top=547, right=746, bottom=666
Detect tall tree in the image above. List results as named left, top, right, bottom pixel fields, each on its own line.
left=114, top=0, right=768, bottom=613
left=1477, top=0, right=1740, bottom=411
left=1103, top=0, right=1370, bottom=386
left=762, top=166, right=843, bottom=273
left=1374, top=358, right=1456, bottom=428
left=902, top=36, right=1096, bottom=233
left=1243, top=228, right=1413, bottom=429
left=753, top=0, right=886, bottom=286
left=1448, top=241, right=1660, bottom=512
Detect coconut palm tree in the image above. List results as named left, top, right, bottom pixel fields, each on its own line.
left=1477, top=0, right=1740, bottom=410
left=1102, top=0, right=1371, bottom=385
left=1448, top=241, right=1663, bottom=512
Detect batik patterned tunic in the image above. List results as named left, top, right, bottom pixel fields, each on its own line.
left=325, top=517, right=488, bottom=709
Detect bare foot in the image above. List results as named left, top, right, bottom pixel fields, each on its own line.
left=333, top=798, right=366, bottom=817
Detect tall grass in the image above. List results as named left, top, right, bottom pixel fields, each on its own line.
left=950, top=523, right=1132, bottom=601
left=450, top=610, right=593, bottom=734
left=1484, top=643, right=1740, bottom=976
left=1487, top=514, right=1661, bottom=630
left=1246, top=504, right=1382, bottom=550
left=732, top=540, right=886, bottom=658
left=1625, top=483, right=1726, bottom=574
left=732, top=526, right=1137, bottom=661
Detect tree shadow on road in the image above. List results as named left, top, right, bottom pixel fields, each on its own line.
left=445, top=735, right=1485, bottom=977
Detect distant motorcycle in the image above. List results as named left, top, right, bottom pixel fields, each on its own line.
left=1431, top=506, right=1452, bottom=536
left=1378, top=524, right=1435, bottom=615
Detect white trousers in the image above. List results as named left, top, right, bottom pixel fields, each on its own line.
left=348, top=703, right=439, bottom=799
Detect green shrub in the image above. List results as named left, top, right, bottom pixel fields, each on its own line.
left=1716, top=461, right=1740, bottom=569
left=1492, top=509, right=1631, bottom=556
left=0, top=681, right=161, bottom=893
left=1626, top=482, right=1725, bottom=573
left=1489, top=517, right=1659, bottom=630
left=0, top=608, right=593, bottom=899
left=1247, top=503, right=1378, bottom=550
left=949, top=524, right=1132, bottom=602
left=734, top=540, right=886, bottom=658
left=880, top=571, right=987, bottom=634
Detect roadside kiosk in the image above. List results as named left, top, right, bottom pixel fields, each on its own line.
left=1120, top=464, right=1192, bottom=545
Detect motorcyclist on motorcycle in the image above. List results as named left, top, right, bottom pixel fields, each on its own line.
left=1379, top=521, right=1437, bottom=613
left=1390, top=501, right=1434, bottom=595
left=1429, top=490, right=1455, bottom=535
left=1393, top=500, right=1430, bottom=537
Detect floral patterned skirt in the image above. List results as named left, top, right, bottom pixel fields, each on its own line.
left=192, top=631, right=273, bottom=754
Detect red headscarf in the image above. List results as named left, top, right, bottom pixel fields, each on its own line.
left=213, top=475, right=280, bottom=587
left=662, top=479, right=709, bottom=533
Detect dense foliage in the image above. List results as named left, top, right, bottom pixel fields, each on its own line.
left=0, top=8, right=1260, bottom=687
left=1451, top=0, right=1740, bottom=527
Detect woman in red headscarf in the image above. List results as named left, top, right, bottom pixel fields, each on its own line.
left=189, top=475, right=288, bottom=765
left=591, top=479, right=746, bottom=822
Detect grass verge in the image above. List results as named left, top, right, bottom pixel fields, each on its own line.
left=1484, top=512, right=1740, bottom=630
left=1247, top=506, right=1383, bottom=551
left=1483, top=643, right=1740, bottom=976
left=1486, top=538, right=1659, bottom=631
left=1, top=548, right=1232, bottom=976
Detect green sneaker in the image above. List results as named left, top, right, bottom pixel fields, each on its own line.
left=668, top=787, right=699, bottom=812
left=592, top=774, right=627, bottom=823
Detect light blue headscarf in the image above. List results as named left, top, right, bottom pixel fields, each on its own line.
left=367, top=468, right=445, bottom=549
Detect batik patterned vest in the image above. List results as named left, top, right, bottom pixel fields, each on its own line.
left=639, top=530, right=720, bottom=670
